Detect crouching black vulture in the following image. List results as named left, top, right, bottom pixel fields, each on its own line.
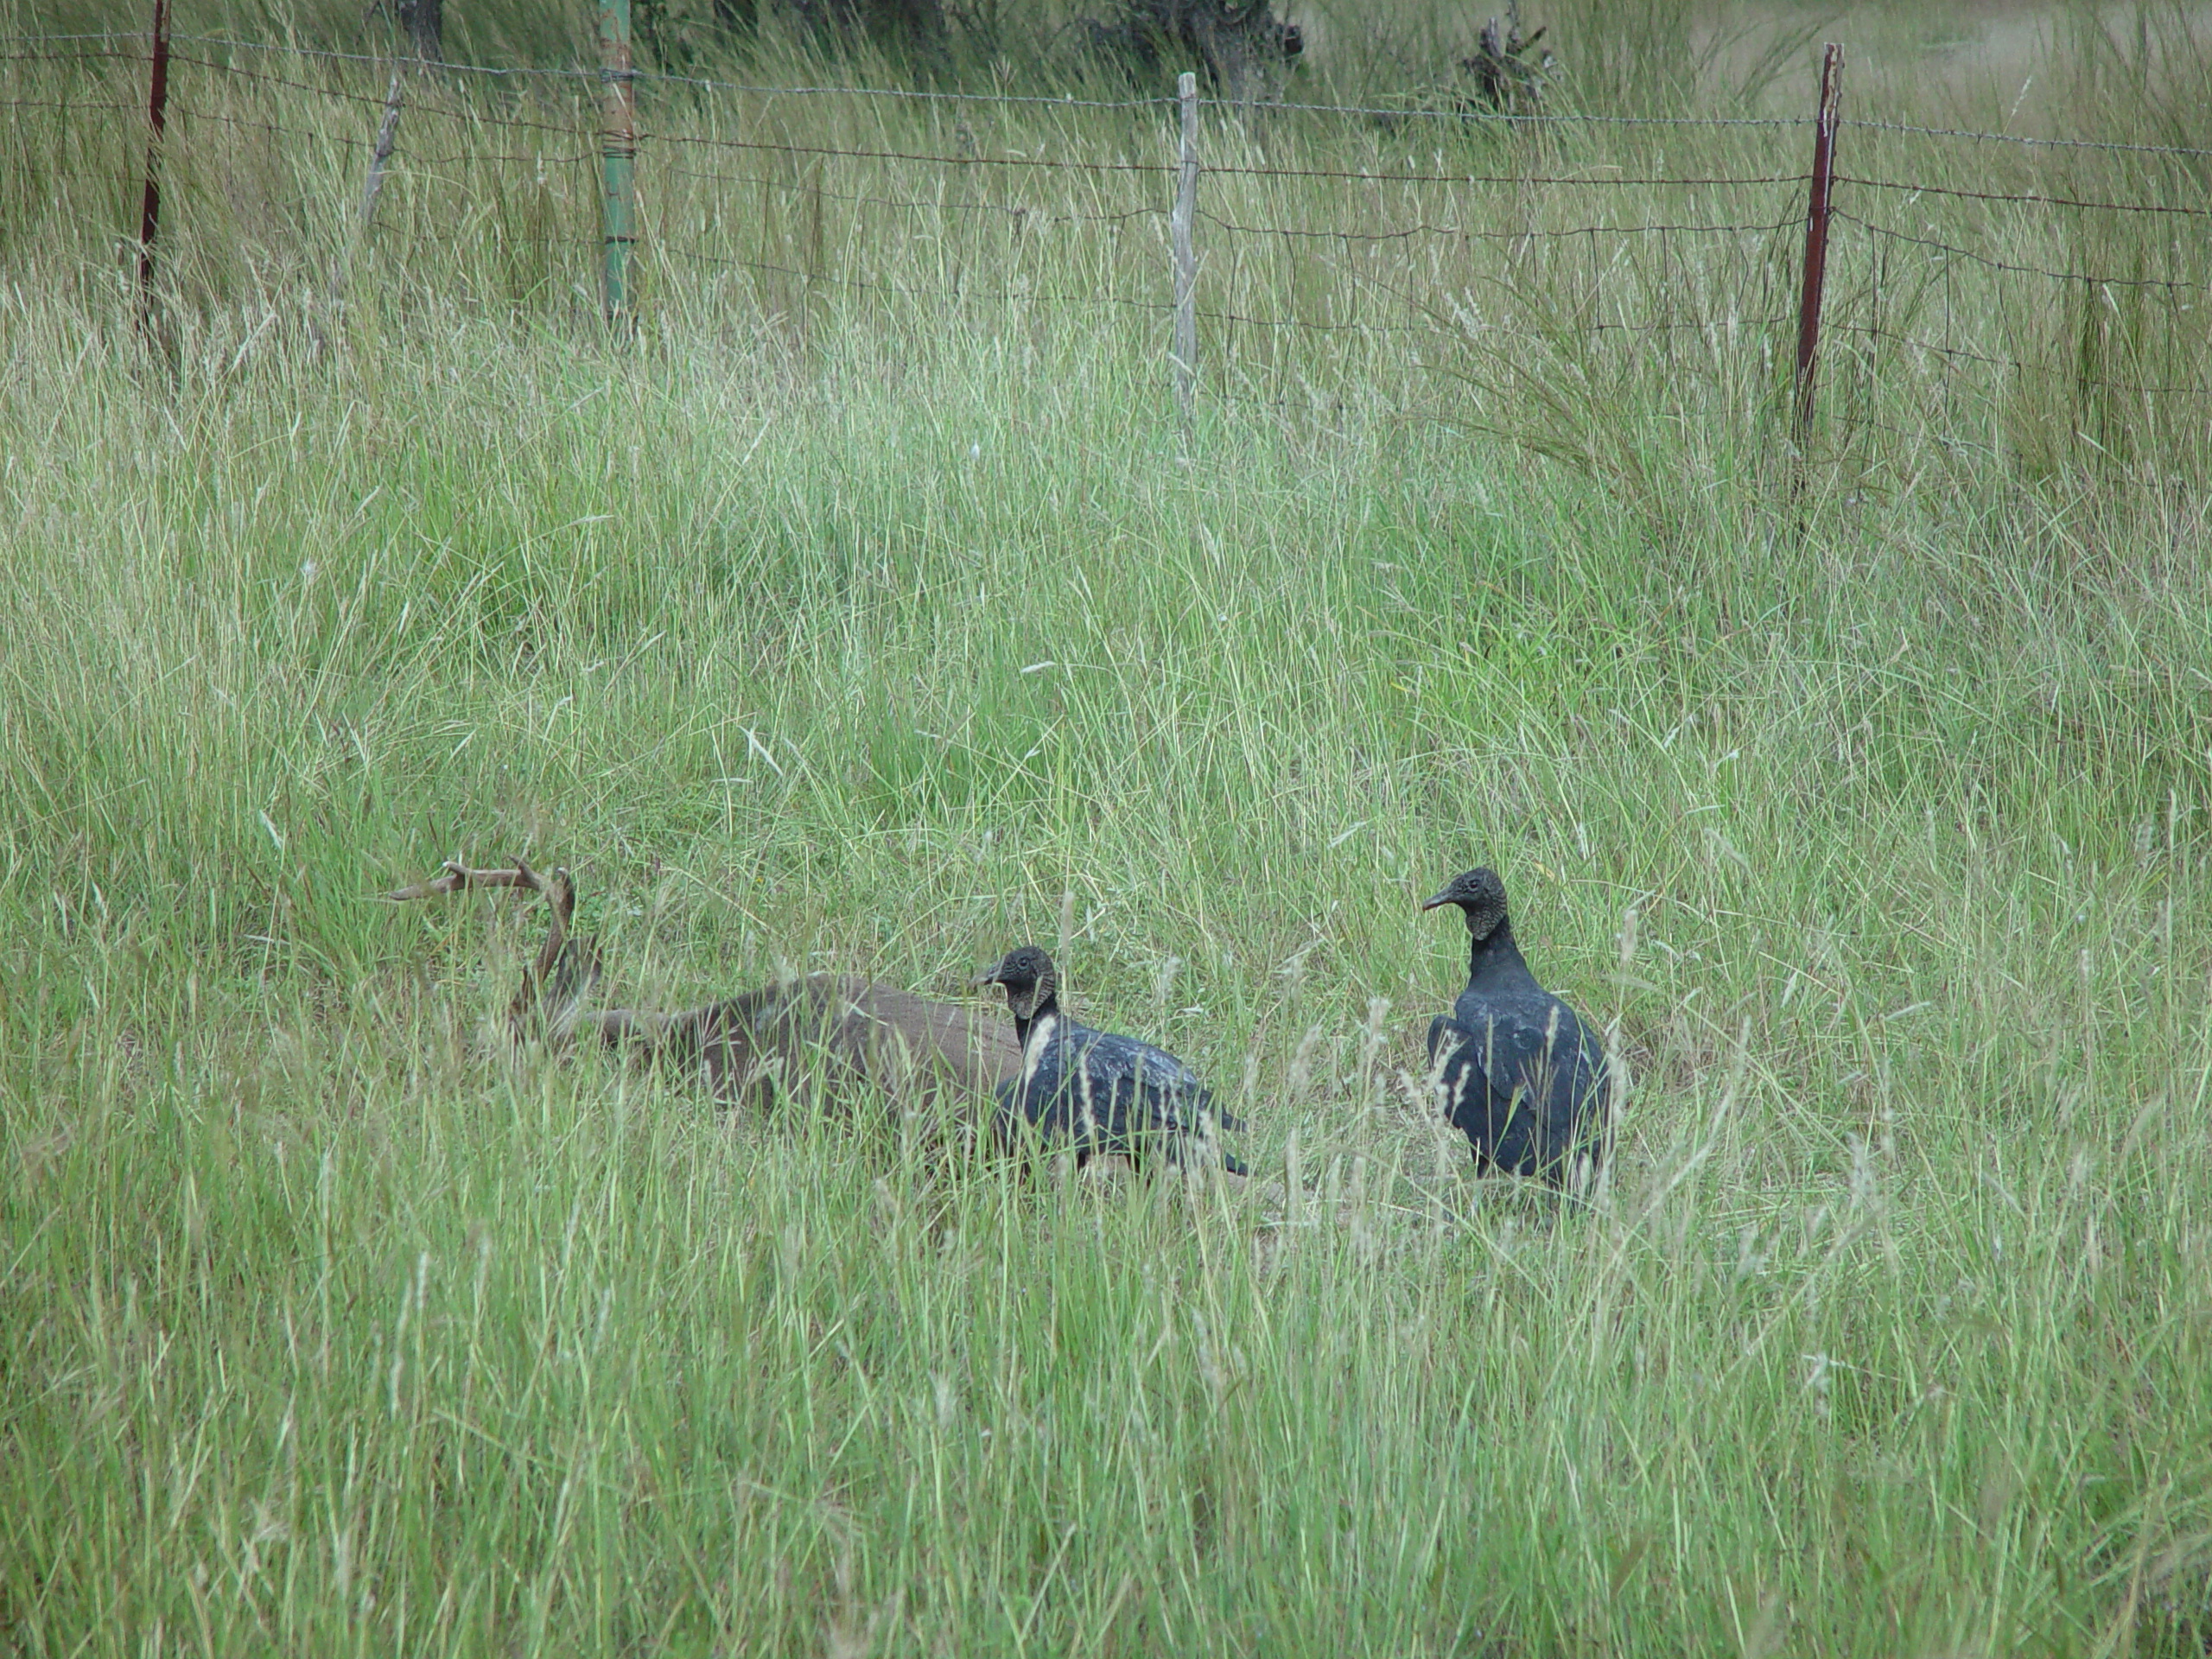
left=1421, top=867, right=1609, bottom=1185
left=974, top=944, right=1247, bottom=1174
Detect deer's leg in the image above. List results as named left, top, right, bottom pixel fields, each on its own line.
left=385, top=861, right=723, bottom=1091
left=571, top=1007, right=679, bottom=1048
left=501, top=862, right=607, bottom=1044
left=384, top=858, right=598, bottom=1043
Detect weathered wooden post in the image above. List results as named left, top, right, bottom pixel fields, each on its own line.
left=308, top=68, right=404, bottom=358
left=1791, top=42, right=1843, bottom=453
left=598, top=0, right=637, bottom=325
left=1172, top=70, right=1199, bottom=443
left=135, top=0, right=171, bottom=338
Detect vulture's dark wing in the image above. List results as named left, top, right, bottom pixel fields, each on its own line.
left=1428, top=1001, right=1605, bottom=1178
left=997, top=1022, right=1243, bottom=1170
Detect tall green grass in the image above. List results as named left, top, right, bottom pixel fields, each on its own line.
left=4, top=8, right=2212, bottom=1655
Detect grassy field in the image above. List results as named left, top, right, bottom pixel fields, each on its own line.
left=5, top=3, right=2212, bottom=1653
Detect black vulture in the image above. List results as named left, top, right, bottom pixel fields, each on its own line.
left=974, top=944, right=1247, bottom=1173
left=1421, top=867, right=1609, bottom=1185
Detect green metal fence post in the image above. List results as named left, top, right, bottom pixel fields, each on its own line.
left=597, top=0, right=636, bottom=324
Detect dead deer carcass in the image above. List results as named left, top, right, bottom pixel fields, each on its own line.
left=386, top=861, right=1022, bottom=1138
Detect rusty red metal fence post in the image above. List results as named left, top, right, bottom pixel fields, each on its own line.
left=1791, top=41, right=1844, bottom=453
left=135, top=0, right=171, bottom=336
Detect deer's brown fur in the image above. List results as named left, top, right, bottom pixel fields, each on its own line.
left=386, top=861, right=1022, bottom=1135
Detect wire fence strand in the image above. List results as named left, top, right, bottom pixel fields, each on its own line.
left=1836, top=174, right=2212, bottom=219
left=1197, top=210, right=1799, bottom=244
left=639, top=128, right=1173, bottom=175
left=659, top=163, right=1163, bottom=223
left=1833, top=321, right=2212, bottom=403
left=1842, top=116, right=2212, bottom=161
left=5, top=31, right=2206, bottom=464
left=1837, top=212, right=2212, bottom=292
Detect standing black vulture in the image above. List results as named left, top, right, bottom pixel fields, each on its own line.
left=1421, top=867, right=1609, bottom=1185
left=974, top=944, right=1247, bottom=1173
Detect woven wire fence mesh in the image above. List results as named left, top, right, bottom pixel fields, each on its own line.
left=3, top=33, right=2206, bottom=479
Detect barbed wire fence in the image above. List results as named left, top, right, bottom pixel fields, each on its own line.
left=3, top=22, right=2208, bottom=479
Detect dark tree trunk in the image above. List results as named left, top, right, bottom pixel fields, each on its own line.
left=397, top=0, right=442, bottom=60
left=781, top=0, right=945, bottom=53
left=1082, top=1, right=1302, bottom=102
left=865, top=0, right=944, bottom=45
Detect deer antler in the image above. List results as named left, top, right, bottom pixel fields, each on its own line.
left=384, top=858, right=593, bottom=1039
left=385, top=860, right=550, bottom=903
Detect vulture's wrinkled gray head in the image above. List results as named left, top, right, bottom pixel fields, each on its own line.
left=976, top=944, right=1058, bottom=1022
left=1421, top=866, right=1511, bottom=942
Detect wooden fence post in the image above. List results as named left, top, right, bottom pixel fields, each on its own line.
left=308, top=68, right=404, bottom=357
left=1791, top=41, right=1843, bottom=453
left=1172, top=70, right=1199, bottom=442
left=135, top=0, right=171, bottom=338
left=598, top=0, right=637, bottom=324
